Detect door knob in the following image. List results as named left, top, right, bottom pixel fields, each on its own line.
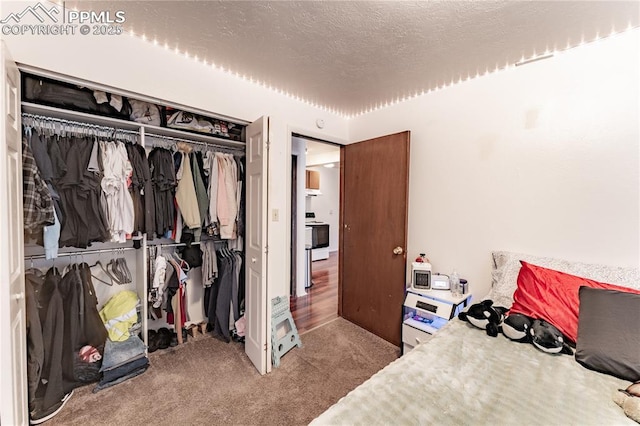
left=393, top=246, right=404, bottom=255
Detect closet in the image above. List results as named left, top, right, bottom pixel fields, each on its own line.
left=4, top=62, right=270, bottom=423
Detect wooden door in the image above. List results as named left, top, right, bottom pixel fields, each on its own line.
left=0, top=42, right=28, bottom=425
left=245, top=116, right=269, bottom=374
left=340, top=131, right=410, bottom=346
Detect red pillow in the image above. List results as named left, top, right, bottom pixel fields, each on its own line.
left=509, top=261, right=640, bottom=344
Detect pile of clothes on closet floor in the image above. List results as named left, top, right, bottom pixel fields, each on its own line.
left=96, top=291, right=149, bottom=392
left=26, top=266, right=149, bottom=425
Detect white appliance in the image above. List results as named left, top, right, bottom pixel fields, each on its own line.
left=431, top=274, right=450, bottom=290
left=305, top=212, right=329, bottom=261
left=410, top=262, right=432, bottom=292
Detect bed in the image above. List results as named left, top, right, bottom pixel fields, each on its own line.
left=312, top=251, right=640, bottom=425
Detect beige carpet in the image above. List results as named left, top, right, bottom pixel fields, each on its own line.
left=47, top=318, right=399, bottom=425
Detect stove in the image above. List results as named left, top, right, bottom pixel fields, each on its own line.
left=305, top=212, right=327, bottom=225
left=305, top=212, right=330, bottom=253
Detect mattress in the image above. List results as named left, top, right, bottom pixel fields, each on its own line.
left=312, top=319, right=634, bottom=425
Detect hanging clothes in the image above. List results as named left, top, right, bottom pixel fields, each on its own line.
left=78, top=263, right=109, bottom=348
left=148, top=147, right=177, bottom=237
left=36, top=267, right=67, bottom=412
left=56, top=136, right=109, bottom=248
left=100, top=140, right=135, bottom=243
left=58, top=265, right=84, bottom=393
left=125, top=142, right=155, bottom=236
left=205, top=246, right=243, bottom=342
left=204, top=150, right=219, bottom=226
left=25, top=271, right=44, bottom=412
left=174, top=149, right=201, bottom=229
left=25, top=130, right=65, bottom=225
left=194, top=151, right=208, bottom=190
left=22, top=137, right=55, bottom=241
left=235, top=156, right=246, bottom=239
left=165, top=255, right=189, bottom=326
left=191, top=152, right=208, bottom=229
left=23, top=128, right=66, bottom=258
left=201, top=240, right=218, bottom=287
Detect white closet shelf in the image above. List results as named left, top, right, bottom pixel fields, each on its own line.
left=22, top=102, right=246, bottom=149
left=19, top=63, right=249, bottom=126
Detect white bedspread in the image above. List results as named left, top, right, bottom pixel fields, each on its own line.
left=312, top=320, right=633, bottom=425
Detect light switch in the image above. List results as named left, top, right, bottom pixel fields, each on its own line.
left=272, top=208, right=279, bottom=221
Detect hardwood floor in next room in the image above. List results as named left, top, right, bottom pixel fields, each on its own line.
left=290, top=252, right=338, bottom=334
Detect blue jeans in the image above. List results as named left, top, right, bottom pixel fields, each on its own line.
left=100, top=335, right=145, bottom=372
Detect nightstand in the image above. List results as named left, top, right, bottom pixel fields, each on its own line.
left=402, top=289, right=472, bottom=354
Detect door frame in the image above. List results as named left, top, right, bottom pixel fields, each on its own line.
left=285, top=127, right=346, bottom=301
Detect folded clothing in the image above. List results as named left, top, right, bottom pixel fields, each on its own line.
left=102, top=356, right=149, bottom=383
left=93, top=366, right=148, bottom=393
left=99, top=291, right=140, bottom=342
left=100, top=335, right=146, bottom=372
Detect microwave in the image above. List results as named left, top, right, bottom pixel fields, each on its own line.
left=411, top=262, right=432, bottom=291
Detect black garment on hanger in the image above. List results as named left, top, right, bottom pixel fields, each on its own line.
left=58, top=267, right=82, bottom=393
left=235, top=156, right=246, bottom=238
left=126, top=143, right=156, bottom=235
left=205, top=250, right=236, bottom=343
left=78, top=263, right=108, bottom=348
left=25, top=273, right=44, bottom=410
left=36, top=268, right=66, bottom=411
left=148, top=147, right=177, bottom=237
left=195, top=151, right=208, bottom=189
left=56, top=136, right=109, bottom=248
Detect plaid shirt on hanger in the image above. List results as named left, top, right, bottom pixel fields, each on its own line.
left=23, top=137, right=55, bottom=238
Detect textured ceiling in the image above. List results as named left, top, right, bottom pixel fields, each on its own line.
left=68, top=1, right=639, bottom=116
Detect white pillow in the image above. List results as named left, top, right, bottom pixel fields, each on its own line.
left=486, top=251, right=640, bottom=309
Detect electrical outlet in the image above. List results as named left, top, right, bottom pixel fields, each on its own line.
left=272, top=208, right=279, bottom=221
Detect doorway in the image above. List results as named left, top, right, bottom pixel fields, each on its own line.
left=290, top=135, right=341, bottom=334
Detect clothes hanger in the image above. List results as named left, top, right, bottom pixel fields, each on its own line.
left=25, top=257, right=45, bottom=277
left=106, top=258, right=124, bottom=284
left=172, top=251, right=190, bottom=272
left=88, top=260, right=114, bottom=286
left=116, top=257, right=132, bottom=284
left=98, top=252, right=125, bottom=285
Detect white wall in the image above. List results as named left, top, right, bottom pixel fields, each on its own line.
left=307, top=165, right=340, bottom=252
left=291, top=137, right=308, bottom=296
left=348, top=30, right=640, bottom=302
left=1, top=8, right=350, bottom=302
left=4, top=1, right=638, bottom=306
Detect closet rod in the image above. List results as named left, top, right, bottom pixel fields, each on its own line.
left=26, top=246, right=137, bottom=261
left=145, top=133, right=245, bottom=155
left=148, top=239, right=228, bottom=249
left=148, top=241, right=202, bottom=249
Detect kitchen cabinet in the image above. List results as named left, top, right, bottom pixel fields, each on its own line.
left=306, top=169, right=320, bottom=189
